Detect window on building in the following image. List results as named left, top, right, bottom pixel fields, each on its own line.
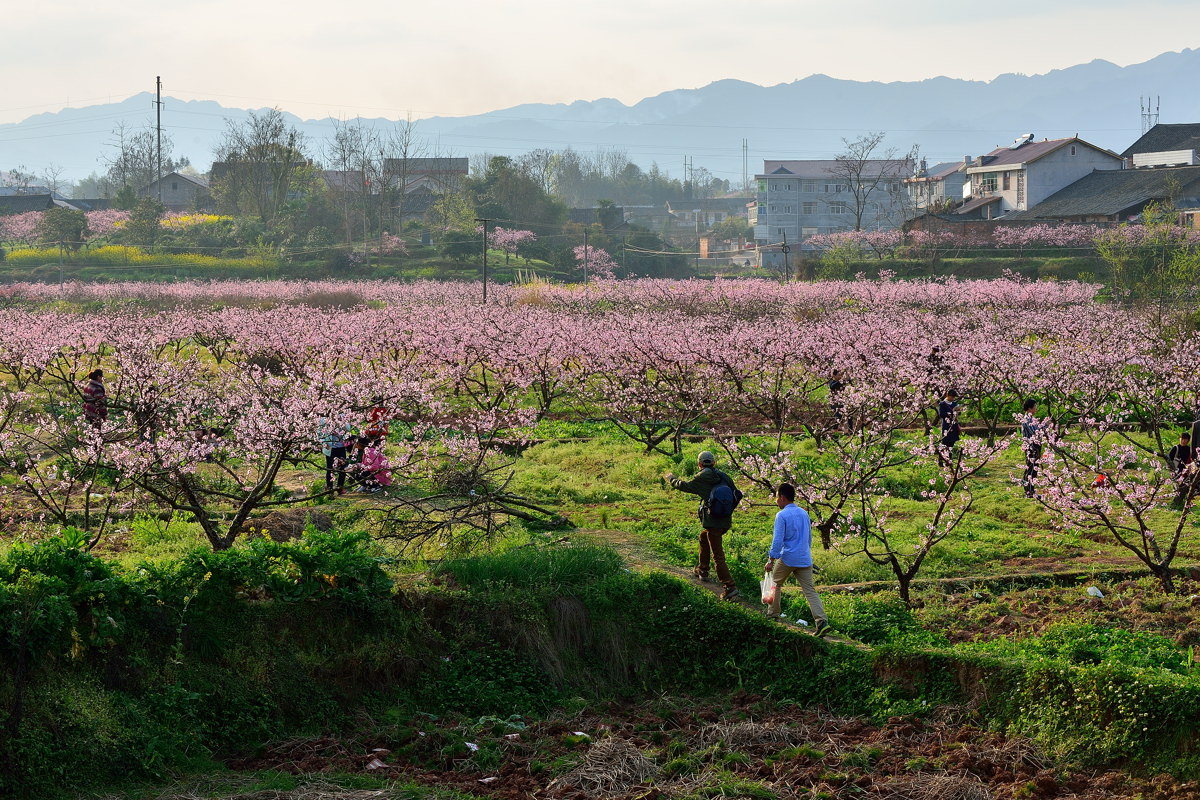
left=801, top=227, right=819, bottom=237
left=757, top=179, right=767, bottom=192
left=784, top=205, right=793, bottom=213
left=802, top=202, right=817, bottom=214
left=830, top=202, right=849, bottom=214
left=824, top=182, right=843, bottom=193
left=785, top=182, right=792, bottom=190
left=1002, top=172, right=1011, bottom=190
left=801, top=181, right=818, bottom=192
left=1070, top=145, right=1077, bottom=156
left=171, top=181, right=178, bottom=191
left=980, top=173, right=998, bottom=192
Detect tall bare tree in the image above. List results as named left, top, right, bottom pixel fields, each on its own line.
left=324, top=120, right=380, bottom=244
left=826, top=132, right=914, bottom=231
left=104, top=122, right=176, bottom=194
left=212, top=109, right=310, bottom=223
left=381, top=116, right=427, bottom=230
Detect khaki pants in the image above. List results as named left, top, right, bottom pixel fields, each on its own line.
left=766, top=561, right=826, bottom=624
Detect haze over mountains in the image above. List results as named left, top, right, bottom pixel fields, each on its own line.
left=4, top=48, right=1199, bottom=191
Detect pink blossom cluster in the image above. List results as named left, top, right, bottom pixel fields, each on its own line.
left=0, top=211, right=42, bottom=245
left=0, top=276, right=1102, bottom=312
left=490, top=226, right=537, bottom=256
left=85, top=209, right=131, bottom=238
left=804, top=230, right=904, bottom=258
left=991, top=224, right=1104, bottom=249
left=573, top=246, right=618, bottom=280
left=372, top=232, right=409, bottom=256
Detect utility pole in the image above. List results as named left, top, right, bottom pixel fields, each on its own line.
left=582, top=227, right=589, bottom=284
left=742, top=139, right=749, bottom=193
left=781, top=231, right=791, bottom=284
left=155, top=76, right=163, bottom=203
left=476, top=217, right=491, bottom=302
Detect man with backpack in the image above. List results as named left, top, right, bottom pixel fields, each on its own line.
left=666, top=451, right=743, bottom=601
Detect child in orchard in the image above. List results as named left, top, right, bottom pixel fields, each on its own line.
left=358, top=441, right=392, bottom=494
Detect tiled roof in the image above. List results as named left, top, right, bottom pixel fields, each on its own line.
left=1004, top=166, right=1200, bottom=221
left=760, top=159, right=911, bottom=178
left=0, top=194, right=56, bottom=213
left=1121, top=123, right=1200, bottom=158
left=967, top=138, right=1120, bottom=171
left=953, top=195, right=1001, bottom=215
left=907, top=162, right=964, bottom=183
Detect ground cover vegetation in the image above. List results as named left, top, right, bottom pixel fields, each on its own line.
left=4, top=276, right=1200, bottom=796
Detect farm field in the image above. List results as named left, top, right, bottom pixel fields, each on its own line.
left=4, top=276, right=1200, bottom=798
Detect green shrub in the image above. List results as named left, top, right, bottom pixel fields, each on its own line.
left=437, top=544, right=624, bottom=591
left=824, top=594, right=929, bottom=645
left=966, top=621, right=1190, bottom=673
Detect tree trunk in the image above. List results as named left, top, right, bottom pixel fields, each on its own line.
left=1152, top=564, right=1176, bottom=594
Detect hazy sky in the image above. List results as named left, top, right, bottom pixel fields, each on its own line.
left=3, top=0, right=1199, bottom=125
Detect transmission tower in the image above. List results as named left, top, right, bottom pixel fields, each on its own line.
left=1141, top=96, right=1160, bottom=135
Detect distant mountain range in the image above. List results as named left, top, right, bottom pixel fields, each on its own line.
left=4, top=48, right=1199, bottom=192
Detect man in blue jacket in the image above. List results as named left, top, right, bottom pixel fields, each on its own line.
left=765, top=483, right=829, bottom=636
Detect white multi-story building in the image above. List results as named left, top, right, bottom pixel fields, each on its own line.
left=753, top=159, right=911, bottom=266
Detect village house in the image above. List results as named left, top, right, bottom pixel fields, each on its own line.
left=953, top=135, right=1123, bottom=219
left=144, top=171, right=212, bottom=213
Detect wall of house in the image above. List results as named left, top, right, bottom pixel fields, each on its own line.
left=152, top=179, right=206, bottom=212
left=1025, top=147, right=1123, bottom=210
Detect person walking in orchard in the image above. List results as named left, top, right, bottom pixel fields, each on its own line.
left=937, top=388, right=960, bottom=448
left=81, top=369, right=108, bottom=428
left=1020, top=398, right=1043, bottom=498
left=765, top=483, right=829, bottom=636
left=667, top=450, right=743, bottom=601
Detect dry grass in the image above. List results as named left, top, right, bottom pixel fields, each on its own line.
left=551, top=737, right=659, bottom=797
left=879, top=773, right=991, bottom=800
left=695, top=720, right=814, bottom=748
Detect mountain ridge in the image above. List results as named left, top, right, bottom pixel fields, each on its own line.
left=2, top=48, right=1197, bottom=190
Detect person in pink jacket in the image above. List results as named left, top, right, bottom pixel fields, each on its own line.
left=358, top=441, right=392, bottom=493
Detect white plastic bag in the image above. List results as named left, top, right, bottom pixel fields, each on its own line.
left=760, top=570, right=777, bottom=604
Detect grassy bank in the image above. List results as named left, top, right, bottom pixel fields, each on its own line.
left=5, top=535, right=1200, bottom=797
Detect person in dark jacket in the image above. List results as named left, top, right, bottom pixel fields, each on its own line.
left=937, top=388, right=960, bottom=447
left=1167, top=432, right=1195, bottom=478
left=82, top=369, right=108, bottom=428
left=666, top=450, right=741, bottom=601
left=1020, top=398, right=1043, bottom=498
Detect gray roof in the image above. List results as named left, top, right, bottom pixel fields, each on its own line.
left=1004, top=166, right=1200, bottom=221
left=1121, top=123, right=1200, bottom=158
left=966, top=137, right=1121, bottom=173
left=0, top=194, right=57, bottom=214
left=153, top=171, right=209, bottom=189
left=953, top=195, right=1001, bottom=215
left=759, top=159, right=911, bottom=179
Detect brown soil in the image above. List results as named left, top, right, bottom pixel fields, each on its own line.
left=219, top=697, right=1200, bottom=800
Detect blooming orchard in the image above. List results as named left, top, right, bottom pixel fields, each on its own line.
left=0, top=276, right=1194, bottom=591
